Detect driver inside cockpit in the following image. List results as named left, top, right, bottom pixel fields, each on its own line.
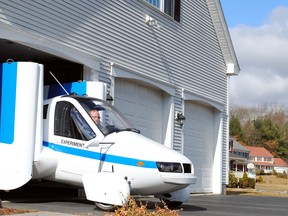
left=89, top=109, right=101, bottom=125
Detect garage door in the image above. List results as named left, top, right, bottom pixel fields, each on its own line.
left=114, top=78, right=163, bottom=143
left=184, top=101, right=214, bottom=193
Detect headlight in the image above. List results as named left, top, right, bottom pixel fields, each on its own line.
left=156, top=162, right=183, bottom=173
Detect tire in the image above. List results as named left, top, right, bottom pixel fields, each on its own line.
left=161, top=199, right=183, bottom=208
left=95, top=202, right=117, bottom=211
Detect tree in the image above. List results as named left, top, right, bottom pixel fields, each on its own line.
left=229, top=115, right=243, bottom=139
left=230, top=103, right=288, bottom=160
left=276, top=145, right=288, bottom=160
left=253, top=118, right=282, bottom=153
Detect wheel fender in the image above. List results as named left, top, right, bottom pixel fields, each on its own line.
left=82, top=172, right=130, bottom=206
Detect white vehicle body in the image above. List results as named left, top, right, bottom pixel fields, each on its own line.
left=0, top=62, right=196, bottom=209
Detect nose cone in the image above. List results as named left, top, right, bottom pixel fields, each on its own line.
left=103, top=131, right=197, bottom=195
left=104, top=131, right=192, bottom=164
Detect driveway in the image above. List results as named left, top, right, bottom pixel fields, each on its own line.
left=1, top=182, right=287, bottom=216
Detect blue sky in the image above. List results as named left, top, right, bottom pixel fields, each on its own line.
left=220, top=0, right=288, bottom=107
left=221, top=0, right=288, bottom=27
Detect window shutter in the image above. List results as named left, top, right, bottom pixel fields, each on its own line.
left=174, top=0, right=181, bottom=22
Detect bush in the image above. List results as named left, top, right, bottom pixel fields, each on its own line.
left=238, top=172, right=255, bottom=188
left=238, top=178, right=243, bottom=188
left=248, top=178, right=256, bottom=188
left=107, top=197, right=180, bottom=216
left=241, top=172, right=249, bottom=188
left=276, top=171, right=287, bottom=179
left=256, top=175, right=264, bottom=183
left=227, top=172, right=238, bottom=188
left=256, top=169, right=266, bottom=175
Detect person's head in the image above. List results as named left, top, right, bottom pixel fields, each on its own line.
left=89, top=110, right=101, bottom=124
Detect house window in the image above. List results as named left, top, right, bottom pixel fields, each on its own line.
left=229, top=140, right=233, bottom=152
left=264, top=157, right=272, bottom=162
left=146, top=0, right=181, bottom=21
left=257, top=157, right=262, bottom=162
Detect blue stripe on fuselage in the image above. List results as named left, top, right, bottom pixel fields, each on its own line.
left=0, top=62, right=17, bottom=144
left=43, top=141, right=157, bottom=169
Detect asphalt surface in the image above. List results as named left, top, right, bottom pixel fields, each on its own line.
left=1, top=181, right=288, bottom=216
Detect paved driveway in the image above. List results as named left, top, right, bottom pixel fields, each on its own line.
left=1, top=183, right=288, bottom=216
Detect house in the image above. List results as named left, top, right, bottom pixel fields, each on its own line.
left=274, top=158, right=288, bottom=174
left=229, top=139, right=249, bottom=172
left=246, top=146, right=274, bottom=174
left=229, top=138, right=256, bottom=179
left=0, top=0, right=239, bottom=194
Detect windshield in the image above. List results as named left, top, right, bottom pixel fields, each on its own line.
left=79, top=98, right=135, bottom=136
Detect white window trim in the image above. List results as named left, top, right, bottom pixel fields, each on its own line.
left=143, top=0, right=176, bottom=20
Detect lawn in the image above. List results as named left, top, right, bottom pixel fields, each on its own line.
left=227, top=175, right=288, bottom=197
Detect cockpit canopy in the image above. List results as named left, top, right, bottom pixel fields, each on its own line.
left=79, top=97, right=134, bottom=135
left=53, top=95, right=137, bottom=141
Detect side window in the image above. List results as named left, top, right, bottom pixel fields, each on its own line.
left=146, top=0, right=181, bottom=21
left=43, top=104, right=48, bottom=119
left=70, top=107, right=96, bottom=140
left=54, top=101, right=96, bottom=141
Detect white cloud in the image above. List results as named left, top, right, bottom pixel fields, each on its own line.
left=229, top=6, right=288, bottom=107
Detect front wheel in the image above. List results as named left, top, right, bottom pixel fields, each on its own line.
left=95, top=202, right=117, bottom=211
left=161, top=199, right=183, bottom=208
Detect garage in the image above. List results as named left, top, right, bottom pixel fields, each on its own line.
left=0, top=39, right=83, bottom=86
left=184, top=101, right=215, bottom=193
left=113, top=78, right=164, bottom=143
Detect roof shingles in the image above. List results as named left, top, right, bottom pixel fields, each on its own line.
left=245, top=146, right=273, bottom=157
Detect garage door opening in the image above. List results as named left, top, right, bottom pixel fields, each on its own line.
left=0, top=39, right=83, bottom=85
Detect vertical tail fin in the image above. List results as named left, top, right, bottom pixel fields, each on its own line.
left=0, top=62, right=43, bottom=190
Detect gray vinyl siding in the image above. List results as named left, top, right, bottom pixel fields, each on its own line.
left=173, top=87, right=184, bottom=152
left=222, top=112, right=229, bottom=185
left=0, top=0, right=227, bottom=104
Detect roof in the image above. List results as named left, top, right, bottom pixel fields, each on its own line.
left=206, top=0, right=240, bottom=75
left=245, top=146, right=273, bottom=157
left=274, top=158, right=288, bottom=167
left=231, top=139, right=249, bottom=152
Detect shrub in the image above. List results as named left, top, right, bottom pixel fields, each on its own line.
left=284, top=171, right=287, bottom=179
left=276, top=171, right=287, bottom=179
left=238, top=178, right=243, bottom=188
left=241, top=172, right=249, bottom=188
left=107, top=197, right=180, bottom=216
left=237, top=172, right=255, bottom=188
left=256, top=175, right=264, bottom=183
left=256, top=169, right=266, bottom=175
left=227, top=172, right=238, bottom=188
left=248, top=178, right=255, bottom=188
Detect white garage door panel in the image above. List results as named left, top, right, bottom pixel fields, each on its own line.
left=114, top=79, right=163, bottom=142
left=184, top=102, right=214, bottom=193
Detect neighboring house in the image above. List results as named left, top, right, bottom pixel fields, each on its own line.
left=246, top=146, right=274, bottom=174
left=229, top=138, right=249, bottom=172
left=274, top=158, right=288, bottom=174
left=229, top=138, right=255, bottom=179
left=0, top=0, right=239, bottom=194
